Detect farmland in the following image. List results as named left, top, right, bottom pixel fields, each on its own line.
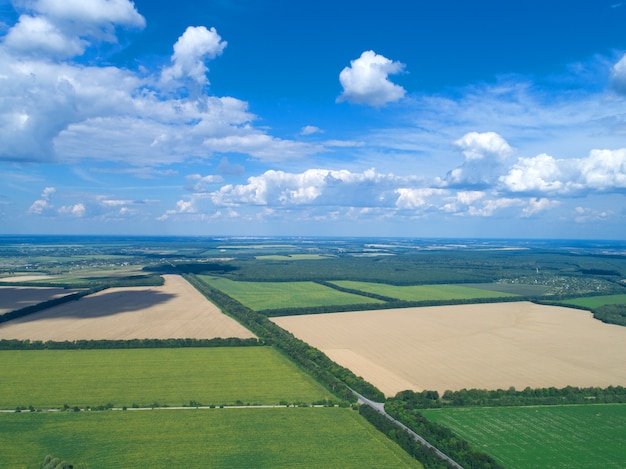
left=0, top=408, right=421, bottom=469
left=0, top=274, right=255, bottom=341
left=0, top=286, right=81, bottom=314
left=2, top=235, right=626, bottom=467
left=0, top=347, right=330, bottom=409
left=420, top=404, right=626, bottom=468
left=330, top=280, right=515, bottom=302
left=560, top=293, right=626, bottom=309
left=198, top=276, right=383, bottom=311
left=272, top=302, right=626, bottom=396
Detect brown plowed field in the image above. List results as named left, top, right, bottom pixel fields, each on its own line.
left=272, top=302, right=626, bottom=396
left=0, top=275, right=255, bottom=341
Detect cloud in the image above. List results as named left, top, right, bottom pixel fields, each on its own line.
left=0, top=21, right=318, bottom=165
left=0, top=3, right=321, bottom=165
left=580, top=148, right=626, bottom=190
left=454, top=131, right=513, bottom=161
left=58, top=202, right=86, bottom=217
left=500, top=148, right=626, bottom=194
left=28, top=186, right=56, bottom=214
left=217, top=157, right=245, bottom=176
left=573, top=206, right=611, bottom=223
left=3, top=14, right=87, bottom=58
left=201, top=133, right=324, bottom=162
left=610, top=54, right=626, bottom=94
left=500, top=153, right=565, bottom=193
left=160, top=26, right=227, bottom=87
left=187, top=173, right=224, bottom=192
left=395, top=188, right=446, bottom=209
left=465, top=197, right=525, bottom=217
left=301, top=125, right=322, bottom=135
left=3, top=0, right=145, bottom=58
left=445, top=131, right=514, bottom=187
left=208, top=168, right=410, bottom=208
left=521, top=197, right=560, bottom=217
left=337, top=50, right=406, bottom=106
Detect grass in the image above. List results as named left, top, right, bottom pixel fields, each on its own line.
left=198, top=276, right=383, bottom=311
left=0, top=347, right=331, bottom=409
left=421, top=404, right=626, bottom=468
left=559, top=294, right=626, bottom=309
left=330, top=281, right=516, bottom=302
left=0, top=408, right=422, bottom=469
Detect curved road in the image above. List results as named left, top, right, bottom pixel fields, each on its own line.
left=353, top=390, right=464, bottom=469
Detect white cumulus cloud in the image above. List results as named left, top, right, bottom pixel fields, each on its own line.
left=337, top=50, right=406, bottom=106
left=500, top=153, right=565, bottom=193
left=454, top=131, right=513, bottom=161
left=500, top=148, right=626, bottom=194
left=446, top=132, right=514, bottom=187
left=161, top=26, right=227, bottom=86
left=209, top=168, right=408, bottom=207
left=395, top=188, right=446, bottom=210
left=28, top=187, right=56, bottom=214
left=3, top=0, right=145, bottom=58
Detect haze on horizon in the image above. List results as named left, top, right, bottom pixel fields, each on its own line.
left=1, top=0, right=626, bottom=239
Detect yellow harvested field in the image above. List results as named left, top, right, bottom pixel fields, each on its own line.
left=0, top=275, right=60, bottom=282
left=272, top=302, right=626, bottom=396
left=0, top=287, right=81, bottom=314
left=0, top=275, right=255, bottom=341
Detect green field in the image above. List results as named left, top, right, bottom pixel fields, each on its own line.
left=0, top=407, right=422, bottom=469
left=330, top=281, right=516, bottom=302
left=560, top=294, right=626, bottom=309
left=199, top=276, right=383, bottom=311
left=422, top=404, right=626, bottom=468
left=255, top=254, right=334, bottom=261
left=0, top=347, right=331, bottom=409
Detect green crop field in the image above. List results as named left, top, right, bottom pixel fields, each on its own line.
left=560, top=294, right=626, bottom=309
left=255, top=254, right=334, bottom=260
left=421, top=404, right=626, bottom=468
left=0, top=407, right=422, bottom=469
left=330, top=281, right=516, bottom=302
left=198, top=276, right=383, bottom=311
left=0, top=347, right=331, bottom=409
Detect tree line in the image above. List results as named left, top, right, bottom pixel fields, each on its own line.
left=382, top=401, right=504, bottom=469
left=0, top=337, right=259, bottom=350
left=358, top=404, right=462, bottom=469
left=391, top=385, right=626, bottom=409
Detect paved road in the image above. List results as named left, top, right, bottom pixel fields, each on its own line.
left=353, top=390, right=464, bottom=469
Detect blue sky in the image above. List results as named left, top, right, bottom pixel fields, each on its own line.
left=1, top=0, right=626, bottom=239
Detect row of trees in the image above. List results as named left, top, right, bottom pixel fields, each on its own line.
left=358, top=405, right=460, bottom=469
left=382, top=401, right=504, bottom=469
left=0, top=337, right=259, bottom=350
left=392, top=385, right=626, bottom=409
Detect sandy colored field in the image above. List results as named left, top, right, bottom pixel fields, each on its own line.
left=272, top=302, right=626, bottom=396
left=0, top=275, right=60, bottom=282
left=0, top=286, right=81, bottom=314
left=0, top=275, right=255, bottom=341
